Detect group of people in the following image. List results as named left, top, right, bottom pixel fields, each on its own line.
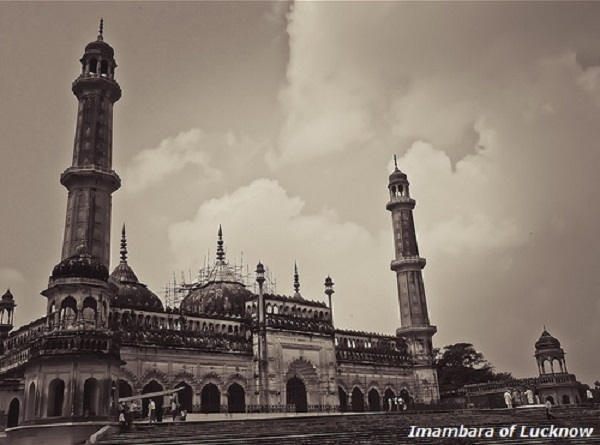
left=503, top=388, right=540, bottom=409
left=170, top=397, right=188, bottom=423
left=119, top=398, right=167, bottom=430
left=503, top=389, right=556, bottom=420
left=386, top=396, right=408, bottom=411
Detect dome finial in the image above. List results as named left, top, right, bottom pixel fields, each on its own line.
left=393, top=154, right=399, bottom=172
left=216, top=225, right=225, bottom=262
left=293, top=261, right=300, bottom=294
left=98, top=18, right=104, bottom=42
left=120, top=223, right=128, bottom=262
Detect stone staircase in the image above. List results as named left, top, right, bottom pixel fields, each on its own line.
left=95, top=408, right=600, bottom=444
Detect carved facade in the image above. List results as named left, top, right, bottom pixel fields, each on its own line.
left=0, top=27, right=439, bottom=444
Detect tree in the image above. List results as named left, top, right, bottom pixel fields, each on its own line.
left=435, top=343, right=512, bottom=393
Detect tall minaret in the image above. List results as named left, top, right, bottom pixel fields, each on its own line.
left=386, top=156, right=438, bottom=401
left=60, top=19, right=121, bottom=268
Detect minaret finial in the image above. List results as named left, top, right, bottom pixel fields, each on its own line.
left=293, top=262, right=300, bottom=294
left=216, top=225, right=225, bottom=262
left=393, top=154, right=399, bottom=172
left=120, top=223, right=128, bottom=262
left=98, top=18, right=104, bottom=41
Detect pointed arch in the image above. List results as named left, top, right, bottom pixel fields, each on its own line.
left=285, top=357, right=319, bottom=386
left=140, top=368, right=169, bottom=388
left=26, top=382, right=36, bottom=420
left=200, top=383, right=221, bottom=413
left=174, top=381, right=193, bottom=413
left=368, top=388, right=381, bottom=411
left=351, top=387, right=364, bottom=412
left=200, top=371, right=224, bottom=388
left=142, top=380, right=164, bottom=419
left=338, top=386, right=348, bottom=412
left=384, top=387, right=396, bottom=411
left=83, top=377, right=100, bottom=416
left=7, top=398, right=19, bottom=428
left=286, top=377, right=307, bottom=413
left=47, top=378, right=65, bottom=417
left=227, top=383, right=245, bottom=413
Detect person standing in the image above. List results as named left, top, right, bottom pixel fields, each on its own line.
left=149, top=399, right=156, bottom=423
left=545, top=397, right=556, bottom=420
left=504, top=391, right=513, bottom=409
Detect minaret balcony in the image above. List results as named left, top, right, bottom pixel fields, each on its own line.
left=72, top=76, right=121, bottom=103
left=386, top=196, right=416, bottom=210
left=391, top=256, right=426, bottom=272
left=60, top=166, right=121, bottom=193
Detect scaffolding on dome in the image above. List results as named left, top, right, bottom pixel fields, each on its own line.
left=163, top=252, right=277, bottom=309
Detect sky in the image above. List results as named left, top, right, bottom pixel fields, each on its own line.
left=1, top=1, right=600, bottom=385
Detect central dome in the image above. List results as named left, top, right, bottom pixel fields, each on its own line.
left=179, top=226, right=254, bottom=316
left=179, top=272, right=254, bottom=316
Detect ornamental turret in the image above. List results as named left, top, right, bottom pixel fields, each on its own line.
left=0, top=289, right=16, bottom=339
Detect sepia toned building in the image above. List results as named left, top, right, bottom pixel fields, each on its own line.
left=0, top=26, right=439, bottom=445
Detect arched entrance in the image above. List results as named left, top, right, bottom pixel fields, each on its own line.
left=562, top=394, right=571, bottom=405
left=400, top=387, right=411, bottom=408
left=7, top=398, right=19, bottom=428
left=338, top=387, right=348, bottom=412
left=368, top=388, right=381, bottom=411
left=286, top=377, right=307, bottom=413
left=83, top=378, right=100, bottom=416
left=351, top=387, right=364, bottom=412
left=142, top=380, right=163, bottom=420
left=47, top=378, right=65, bottom=417
left=201, top=383, right=221, bottom=413
left=175, top=382, right=193, bottom=413
left=384, top=388, right=395, bottom=411
left=26, top=382, right=36, bottom=420
left=227, top=383, right=245, bottom=413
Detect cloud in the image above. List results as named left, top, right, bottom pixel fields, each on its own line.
left=168, top=178, right=400, bottom=331
left=0, top=268, right=24, bottom=289
left=123, top=129, right=221, bottom=193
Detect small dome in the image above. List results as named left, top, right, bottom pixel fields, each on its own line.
left=2, top=289, right=13, bottom=301
left=109, top=263, right=163, bottom=312
left=84, top=40, right=115, bottom=58
left=389, top=168, right=407, bottom=182
left=108, top=225, right=163, bottom=311
left=52, top=250, right=109, bottom=281
left=535, top=329, right=561, bottom=350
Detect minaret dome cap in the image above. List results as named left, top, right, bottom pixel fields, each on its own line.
left=84, top=19, right=115, bottom=58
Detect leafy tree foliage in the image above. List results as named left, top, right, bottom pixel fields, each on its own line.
left=435, top=343, right=512, bottom=393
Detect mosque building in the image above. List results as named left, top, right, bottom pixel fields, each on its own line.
left=0, top=25, right=438, bottom=444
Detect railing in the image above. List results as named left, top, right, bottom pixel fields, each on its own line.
left=29, top=331, right=118, bottom=358
left=264, top=314, right=334, bottom=334
left=116, top=329, right=253, bottom=353
left=335, top=349, right=412, bottom=366
left=244, top=404, right=297, bottom=413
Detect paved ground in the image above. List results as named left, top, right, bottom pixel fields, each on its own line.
left=96, top=407, right=600, bottom=445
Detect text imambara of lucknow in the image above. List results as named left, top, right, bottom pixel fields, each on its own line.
left=407, top=425, right=595, bottom=439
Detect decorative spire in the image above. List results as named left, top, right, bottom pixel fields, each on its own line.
left=393, top=154, right=399, bottom=172
left=216, top=225, right=225, bottom=262
left=98, top=18, right=104, bottom=41
left=120, top=223, right=128, bottom=262
left=293, top=262, right=300, bottom=294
